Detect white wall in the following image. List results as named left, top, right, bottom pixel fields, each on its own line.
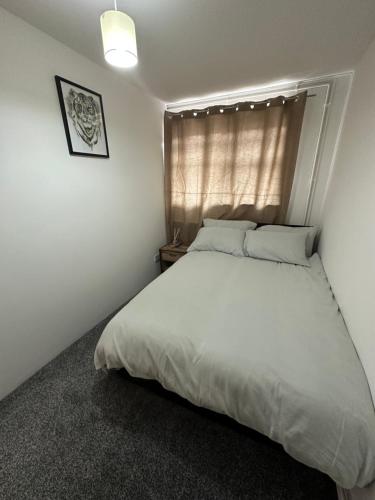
left=0, top=8, right=166, bottom=399
left=303, top=73, right=353, bottom=226
left=320, top=38, right=375, bottom=403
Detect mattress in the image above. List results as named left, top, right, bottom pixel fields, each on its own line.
left=95, top=251, right=375, bottom=488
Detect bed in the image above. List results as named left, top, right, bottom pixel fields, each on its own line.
left=94, top=249, right=375, bottom=489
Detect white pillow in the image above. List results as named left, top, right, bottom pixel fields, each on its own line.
left=257, top=225, right=318, bottom=257
left=244, top=230, right=310, bottom=267
left=188, top=227, right=245, bottom=257
left=203, top=218, right=257, bottom=231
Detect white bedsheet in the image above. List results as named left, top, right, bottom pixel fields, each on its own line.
left=95, top=251, right=375, bottom=488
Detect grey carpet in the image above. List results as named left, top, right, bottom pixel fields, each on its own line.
left=0, top=315, right=337, bottom=500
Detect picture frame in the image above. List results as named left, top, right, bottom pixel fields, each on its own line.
left=55, top=75, right=109, bottom=158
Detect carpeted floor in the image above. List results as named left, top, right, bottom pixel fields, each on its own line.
left=0, top=315, right=337, bottom=500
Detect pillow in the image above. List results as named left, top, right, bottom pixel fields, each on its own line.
left=187, top=227, right=245, bottom=257
left=203, top=218, right=257, bottom=231
left=257, top=225, right=318, bottom=257
left=244, top=230, right=310, bottom=266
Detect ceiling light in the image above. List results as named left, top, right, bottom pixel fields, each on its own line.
left=100, top=1, right=138, bottom=69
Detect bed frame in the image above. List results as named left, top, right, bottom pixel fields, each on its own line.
left=337, top=483, right=375, bottom=500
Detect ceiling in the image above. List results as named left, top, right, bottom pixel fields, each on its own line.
left=2, top=0, right=375, bottom=103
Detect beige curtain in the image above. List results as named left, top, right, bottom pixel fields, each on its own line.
left=164, top=92, right=307, bottom=243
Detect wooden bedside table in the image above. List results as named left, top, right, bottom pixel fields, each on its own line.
left=159, top=243, right=188, bottom=272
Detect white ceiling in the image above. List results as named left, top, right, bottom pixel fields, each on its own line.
left=2, top=0, right=375, bottom=103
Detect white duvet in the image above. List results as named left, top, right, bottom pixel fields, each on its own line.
left=95, top=251, right=375, bottom=488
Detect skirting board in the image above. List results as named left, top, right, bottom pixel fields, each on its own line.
left=337, top=483, right=375, bottom=500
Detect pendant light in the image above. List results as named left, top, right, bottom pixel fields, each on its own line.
left=100, top=0, right=138, bottom=68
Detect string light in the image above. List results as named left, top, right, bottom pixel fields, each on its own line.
left=173, top=96, right=295, bottom=120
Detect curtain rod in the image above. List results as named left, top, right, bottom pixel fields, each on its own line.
left=166, top=92, right=314, bottom=116
left=166, top=84, right=324, bottom=111
left=166, top=94, right=316, bottom=112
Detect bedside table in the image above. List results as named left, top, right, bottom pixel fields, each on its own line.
left=159, top=243, right=188, bottom=272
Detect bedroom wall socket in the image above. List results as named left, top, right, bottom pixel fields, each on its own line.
left=153, top=253, right=160, bottom=263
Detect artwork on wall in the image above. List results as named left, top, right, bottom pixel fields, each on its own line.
left=55, top=75, right=109, bottom=158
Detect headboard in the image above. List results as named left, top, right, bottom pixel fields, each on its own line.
left=255, top=223, right=312, bottom=228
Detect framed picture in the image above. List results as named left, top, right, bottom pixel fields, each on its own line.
left=55, top=75, right=109, bottom=158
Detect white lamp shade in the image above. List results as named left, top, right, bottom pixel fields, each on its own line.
left=100, top=10, right=138, bottom=68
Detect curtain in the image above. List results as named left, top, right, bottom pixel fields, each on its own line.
left=164, top=92, right=307, bottom=243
